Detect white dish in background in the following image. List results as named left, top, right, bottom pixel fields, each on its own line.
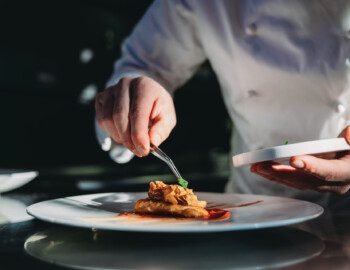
left=27, top=192, right=323, bottom=233
left=0, top=197, right=33, bottom=225
left=232, top=138, right=350, bottom=167
left=0, top=170, right=38, bottom=193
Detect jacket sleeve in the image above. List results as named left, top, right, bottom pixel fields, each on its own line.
left=106, top=0, right=206, bottom=92
left=97, top=0, right=206, bottom=164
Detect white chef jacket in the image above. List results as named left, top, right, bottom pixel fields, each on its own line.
left=97, top=0, right=350, bottom=204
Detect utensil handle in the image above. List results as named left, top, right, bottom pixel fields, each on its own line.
left=150, top=145, right=183, bottom=179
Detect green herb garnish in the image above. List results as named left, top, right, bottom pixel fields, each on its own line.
left=284, top=140, right=289, bottom=145
left=178, top=178, right=188, bottom=189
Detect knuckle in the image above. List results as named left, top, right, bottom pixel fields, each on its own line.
left=135, top=76, right=148, bottom=85
left=130, top=108, right=147, bottom=120
left=116, top=77, right=131, bottom=90
left=305, top=164, right=317, bottom=175
left=130, top=76, right=149, bottom=92
left=111, top=134, right=121, bottom=142
left=123, top=139, right=134, bottom=149
left=113, top=105, right=127, bottom=118
left=118, top=132, right=129, bottom=142
left=119, top=76, right=129, bottom=86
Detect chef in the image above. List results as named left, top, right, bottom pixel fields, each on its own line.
left=95, top=0, right=350, bottom=205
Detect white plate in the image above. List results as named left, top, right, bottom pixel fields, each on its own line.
left=27, top=192, right=323, bottom=233
left=232, top=138, right=350, bottom=167
left=0, top=197, right=33, bottom=225
left=0, top=170, right=38, bottom=193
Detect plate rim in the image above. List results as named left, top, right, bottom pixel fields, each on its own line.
left=232, top=138, right=350, bottom=167
left=27, top=192, right=324, bottom=233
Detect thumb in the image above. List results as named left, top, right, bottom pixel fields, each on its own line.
left=149, top=117, right=175, bottom=147
left=339, top=125, right=350, bottom=144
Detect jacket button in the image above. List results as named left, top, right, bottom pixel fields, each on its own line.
left=335, top=102, right=346, bottom=114
left=247, top=89, right=258, bottom=97
left=346, top=58, right=350, bottom=67
left=246, top=23, right=258, bottom=35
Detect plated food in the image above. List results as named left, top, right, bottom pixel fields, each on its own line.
left=134, top=181, right=229, bottom=220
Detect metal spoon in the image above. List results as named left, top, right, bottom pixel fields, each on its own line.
left=150, top=144, right=183, bottom=179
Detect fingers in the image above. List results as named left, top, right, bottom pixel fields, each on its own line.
left=252, top=162, right=318, bottom=190
left=148, top=99, right=176, bottom=147
left=249, top=127, right=350, bottom=194
left=290, top=155, right=350, bottom=182
left=112, top=78, right=134, bottom=151
left=251, top=160, right=350, bottom=194
left=95, top=90, right=121, bottom=143
left=338, top=125, right=350, bottom=144
left=95, top=76, right=176, bottom=157
left=129, top=78, right=155, bottom=156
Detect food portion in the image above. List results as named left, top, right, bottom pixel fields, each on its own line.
left=134, top=181, right=210, bottom=219
left=148, top=181, right=206, bottom=208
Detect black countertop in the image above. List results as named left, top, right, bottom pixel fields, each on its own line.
left=1, top=192, right=350, bottom=270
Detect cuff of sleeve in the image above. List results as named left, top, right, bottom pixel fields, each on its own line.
left=106, top=71, right=144, bottom=88
left=106, top=70, right=175, bottom=95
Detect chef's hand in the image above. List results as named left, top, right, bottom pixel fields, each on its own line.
left=251, top=126, right=350, bottom=195
left=95, top=76, right=176, bottom=157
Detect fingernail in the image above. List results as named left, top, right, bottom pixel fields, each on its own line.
left=292, top=159, right=304, bottom=169
left=152, top=133, right=161, bottom=146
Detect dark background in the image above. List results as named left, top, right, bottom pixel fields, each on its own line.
left=0, top=0, right=231, bottom=192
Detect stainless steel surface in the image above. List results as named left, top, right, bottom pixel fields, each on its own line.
left=150, top=144, right=182, bottom=179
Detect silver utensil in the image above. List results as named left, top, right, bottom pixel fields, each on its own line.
left=150, top=144, right=183, bottom=179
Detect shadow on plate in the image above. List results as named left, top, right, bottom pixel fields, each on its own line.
left=24, top=226, right=324, bottom=269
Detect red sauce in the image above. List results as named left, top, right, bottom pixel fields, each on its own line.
left=118, top=208, right=231, bottom=221
left=207, top=208, right=231, bottom=221
left=84, top=200, right=261, bottom=223
left=118, top=212, right=187, bottom=220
